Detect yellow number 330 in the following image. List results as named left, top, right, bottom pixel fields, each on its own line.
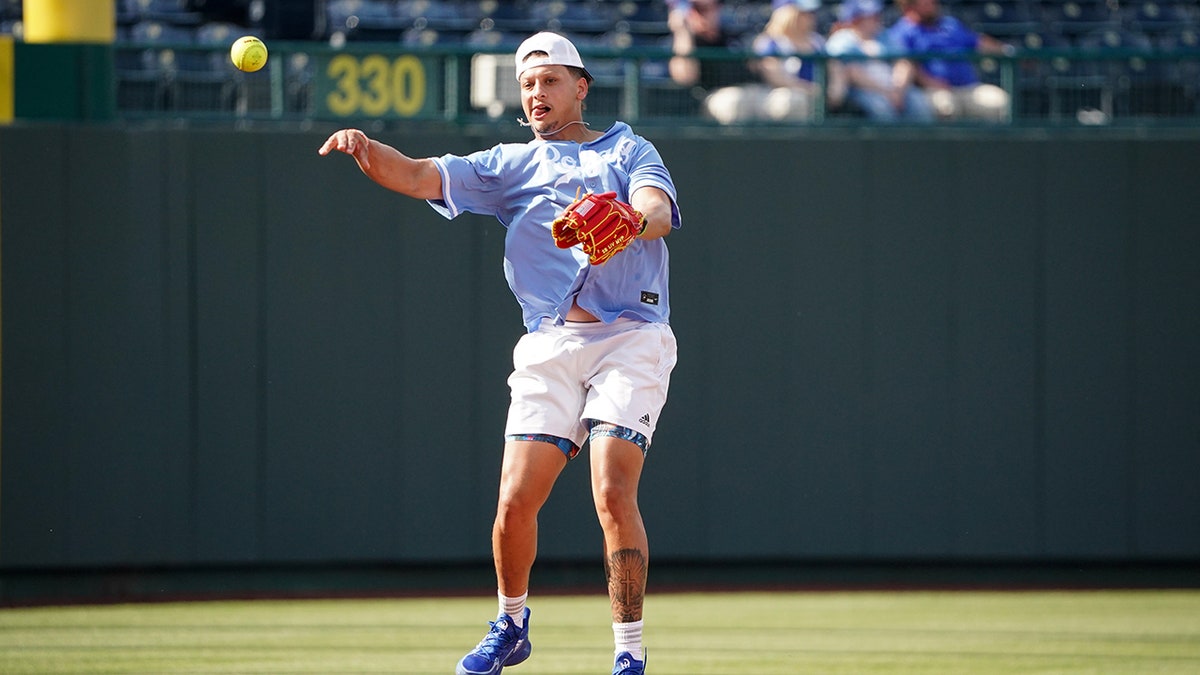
left=325, top=54, right=426, bottom=118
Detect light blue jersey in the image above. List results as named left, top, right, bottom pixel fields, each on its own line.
left=428, top=122, right=680, bottom=333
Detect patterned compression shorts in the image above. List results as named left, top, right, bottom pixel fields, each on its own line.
left=505, top=420, right=649, bottom=460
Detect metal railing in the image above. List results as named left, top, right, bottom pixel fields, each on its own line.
left=112, top=41, right=1200, bottom=128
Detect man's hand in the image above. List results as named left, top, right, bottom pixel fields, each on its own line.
left=318, top=129, right=372, bottom=170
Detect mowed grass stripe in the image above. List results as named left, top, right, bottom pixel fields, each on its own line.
left=2, top=591, right=1198, bottom=673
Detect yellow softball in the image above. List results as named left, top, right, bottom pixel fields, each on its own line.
left=230, top=36, right=267, bottom=73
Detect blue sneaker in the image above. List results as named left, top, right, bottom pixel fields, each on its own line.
left=455, top=608, right=532, bottom=675
left=613, top=650, right=646, bottom=675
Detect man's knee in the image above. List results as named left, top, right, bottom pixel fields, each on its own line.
left=593, top=482, right=640, bottom=526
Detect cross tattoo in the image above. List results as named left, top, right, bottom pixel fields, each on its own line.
left=605, top=548, right=647, bottom=623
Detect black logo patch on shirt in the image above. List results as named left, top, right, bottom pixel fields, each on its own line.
left=640, top=290, right=659, bottom=305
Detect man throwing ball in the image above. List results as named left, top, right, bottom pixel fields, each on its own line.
left=319, top=32, right=680, bottom=675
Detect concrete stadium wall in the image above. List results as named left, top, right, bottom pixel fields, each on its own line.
left=1, top=125, right=1197, bottom=570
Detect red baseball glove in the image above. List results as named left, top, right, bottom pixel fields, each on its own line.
left=551, top=191, right=647, bottom=265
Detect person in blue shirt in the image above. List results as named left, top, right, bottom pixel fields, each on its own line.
left=747, top=0, right=828, bottom=122
left=699, top=0, right=831, bottom=124
left=826, top=0, right=935, bottom=122
left=884, top=0, right=1014, bottom=122
left=319, top=32, right=678, bottom=675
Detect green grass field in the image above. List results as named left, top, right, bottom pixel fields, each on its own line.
left=2, top=590, right=1199, bottom=673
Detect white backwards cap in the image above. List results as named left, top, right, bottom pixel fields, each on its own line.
left=515, top=32, right=593, bottom=82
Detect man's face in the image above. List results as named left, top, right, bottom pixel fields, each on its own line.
left=519, top=64, right=586, bottom=135
left=910, top=0, right=941, bottom=23
left=686, top=0, right=722, bottom=41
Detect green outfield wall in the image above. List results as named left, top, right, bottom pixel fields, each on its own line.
left=1, top=125, right=1197, bottom=571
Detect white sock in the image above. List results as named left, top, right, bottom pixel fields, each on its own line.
left=499, top=591, right=527, bottom=627
left=613, top=620, right=644, bottom=661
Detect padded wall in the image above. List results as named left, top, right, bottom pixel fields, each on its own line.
left=2, top=126, right=1197, bottom=568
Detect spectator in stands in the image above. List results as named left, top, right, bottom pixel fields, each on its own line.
left=667, top=0, right=757, bottom=119
left=740, top=0, right=833, bottom=122
left=681, top=0, right=832, bottom=124
left=826, top=0, right=935, bottom=122
left=884, top=0, right=1014, bottom=123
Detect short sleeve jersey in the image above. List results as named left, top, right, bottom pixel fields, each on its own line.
left=885, top=15, right=981, bottom=87
left=428, top=122, right=681, bottom=333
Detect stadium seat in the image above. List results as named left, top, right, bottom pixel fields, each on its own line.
left=1018, top=28, right=1073, bottom=52
left=326, top=0, right=414, bottom=41
left=483, top=0, right=542, bottom=33
left=128, top=18, right=196, bottom=45
left=621, top=29, right=673, bottom=49
left=960, top=0, right=1041, bottom=37
left=117, top=20, right=195, bottom=111
left=1147, top=28, right=1200, bottom=115
left=405, top=0, right=485, bottom=32
left=326, top=0, right=395, bottom=30
left=192, top=22, right=241, bottom=50
left=464, top=28, right=525, bottom=50
left=1040, top=0, right=1120, bottom=37
left=1154, top=26, right=1200, bottom=52
left=120, top=0, right=203, bottom=26
left=401, top=26, right=463, bottom=46
left=1022, top=9, right=1110, bottom=121
left=328, top=0, right=395, bottom=21
left=325, top=0, right=359, bottom=34
left=529, top=1, right=618, bottom=35
left=1126, top=2, right=1198, bottom=35
left=590, top=29, right=637, bottom=52
left=284, top=52, right=316, bottom=114
left=1011, top=28, right=1072, bottom=117
left=1076, top=26, right=1154, bottom=52
left=0, top=0, right=20, bottom=36
left=174, top=21, right=242, bottom=112
left=618, top=0, right=670, bottom=35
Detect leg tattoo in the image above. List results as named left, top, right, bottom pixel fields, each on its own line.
left=604, top=548, right=647, bottom=623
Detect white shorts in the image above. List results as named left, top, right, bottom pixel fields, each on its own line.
left=505, top=318, right=677, bottom=450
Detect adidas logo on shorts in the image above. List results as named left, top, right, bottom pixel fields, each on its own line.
left=639, top=414, right=651, bottom=426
